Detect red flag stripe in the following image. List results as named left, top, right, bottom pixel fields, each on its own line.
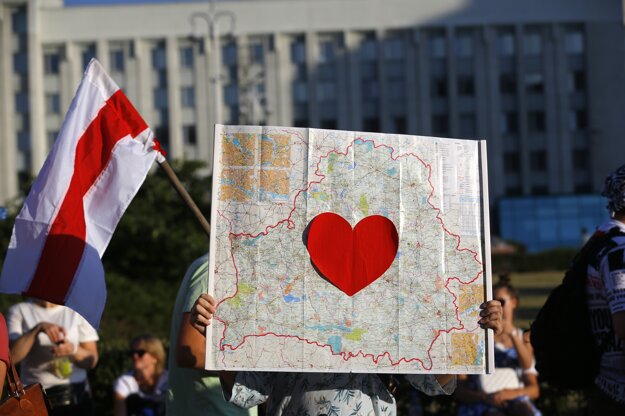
left=25, top=90, right=147, bottom=303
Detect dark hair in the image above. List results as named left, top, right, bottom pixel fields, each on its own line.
left=493, top=272, right=519, bottom=301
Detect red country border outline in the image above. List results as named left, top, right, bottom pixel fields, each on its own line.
left=212, top=135, right=484, bottom=370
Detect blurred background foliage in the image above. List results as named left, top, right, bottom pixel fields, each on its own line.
left=0, top=160, right=590, bottom=415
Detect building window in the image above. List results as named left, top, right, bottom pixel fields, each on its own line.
left=361, top=80, right=379, bottom=100
left=45, top=93, right=60, bottom=114
left=293, top=118, right=308, bottom=127
left=499, top=73, right=516, bottom=94
left=523, top=31, right=542, bottom=55
left=532, top=185, right=549, bottom=195
left=154, top=124, right=169, bottom=148
left=504, top=152, right=520, bottom=173
left=572, top=148, right=589, bottom=170
left=363, top=117, right=380, bottom=132
left=153, top=89, right=168, bottom=109
left=180, top=46, right=194, bottom=68
left=569, top=110, right=588, bottom=131
left=497, top=31, right=515, bottom=56
left=428, top=34, right=446, bottom=59
left=293, top=82, right=308, bottom=103
left=15, top=92, right=28, bottom=113
left=530, top=150, right=547, bottom=171
left=224, top=84, right=238, bottom=105
left=565, top=29, right=585, bottom=55
left=182, top=125, right=197, bottom=145
left=222, top=42, right=237, bottom=66
left=454, top=33, right=474, bottom=57
left=151, top=44, right=166, bottom=70
left=47, top=130, right=59, bottom=148
left=457, top=76, right=475, bottom=96
left=432, top=114, right=449, bottom=136
left=110, top=49, right=124, bottom=72
left=431, top=77, right=447, bottom=98
left=320, top=119, right=337, bottom=129
left=525, top=73, right=544, bottom=93
left=360, top=36, right=377, bottom=61
left=388, top=79, right=405, bottom=100
left=181, top=86, right=196, bottom=108
left=249, top=42, right=264, bottom=65
left=500, top=112, right=518, bottom=134
left=44, top=53, right=60, bottom=75
left=290, top=37, right=306, bottom=64
left=568, top=71, right=586, bottom=92
left=384, top=37, right=405, bottom=60
left=317, top=82, right=336, bottom=102
left=392, top=117, right=407, bottom=134
left=528, top=111, right=546, bottom=133
left=319, top=40, right=336, bottom=63
left=505, top=186, right=523, bottom=196
left=459, top=113, right=477, bottom=137
left=81, top=45, right=96, bottom=70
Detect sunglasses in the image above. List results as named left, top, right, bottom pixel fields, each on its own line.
left=129, top=349, right=147, bottom=358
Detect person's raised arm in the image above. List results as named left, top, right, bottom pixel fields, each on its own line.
left=50, top=340, right=98, bottom=370
left=176, top=293, right=215, bottom=369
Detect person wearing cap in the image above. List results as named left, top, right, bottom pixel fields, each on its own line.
left=585, top=164, right=625, bottom=413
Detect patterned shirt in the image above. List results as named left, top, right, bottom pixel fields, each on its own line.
left=586, top=219, right=625, bottom=403
left=228, top=371, right=455, bottom=416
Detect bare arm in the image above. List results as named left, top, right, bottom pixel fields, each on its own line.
left=176, top=312, right=207, bottom=369
left=488, top=372, right=540, bottom=406
left=10, top=322, right=65, bottom=364
left=508, top=330, right=534, bottom=370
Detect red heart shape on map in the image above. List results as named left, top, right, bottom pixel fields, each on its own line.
left=306, top=212, right=399, bottom=296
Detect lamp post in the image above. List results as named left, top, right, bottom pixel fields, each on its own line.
left=189, top=0, right=235, bottom=125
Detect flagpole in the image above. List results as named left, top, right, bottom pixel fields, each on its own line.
left=157, top=160, right=211, bottom=238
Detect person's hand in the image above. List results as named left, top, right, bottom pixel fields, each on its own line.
left=488, top=389, right=517, bottom=407
left=478, top=300, right=503, bottom=335
left=190, top=293, right=217, bottom=335
left=51, top=340, right=75, bottom=358
left=37, top=322, right=66, bottom=344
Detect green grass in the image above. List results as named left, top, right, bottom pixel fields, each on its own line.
left=509, top=270, right=563, bottom=329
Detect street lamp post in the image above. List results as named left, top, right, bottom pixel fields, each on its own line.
left=189, top=0, right=235, bottom=125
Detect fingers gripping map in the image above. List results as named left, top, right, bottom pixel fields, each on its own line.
left=207, top=125, right=493, bottom=374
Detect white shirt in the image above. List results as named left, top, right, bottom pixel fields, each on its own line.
left=7, top=301, right=99, bottom=389
left=114, top=370, right=168, bottom=400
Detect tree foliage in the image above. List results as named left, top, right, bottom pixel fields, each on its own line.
left=103, top=160, right=211, bottom=283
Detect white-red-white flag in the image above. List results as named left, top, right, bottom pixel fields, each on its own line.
left=0, top=59, right=165, bottom=328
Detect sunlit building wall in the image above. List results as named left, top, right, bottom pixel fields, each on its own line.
left=1, top=0, right=624, bottom=212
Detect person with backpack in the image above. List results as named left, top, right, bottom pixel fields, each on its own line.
left=583, top=164, right=625, bottom=413
left=455, top=274, right=541, bottom=416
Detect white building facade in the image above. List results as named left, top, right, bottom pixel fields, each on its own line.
left=1, top=0, right=624, bottom=208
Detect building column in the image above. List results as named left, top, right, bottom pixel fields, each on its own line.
left=194, top=37, right=212, bottom=173
left=0, top=3, right=18, bottom=203
left=27, top=0, right=46, bottom=175
left=344, top=31, right=362, bottom=131
left=166, top=36, right=183, bottom=160
left=273, top=33, right=292, bottom=126
left=306, top=31, right=319, bottom=128
left=376, top=29, right=389, bottom=133
left=416, top=29, right=431, bottom=134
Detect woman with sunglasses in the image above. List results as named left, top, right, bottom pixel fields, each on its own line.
left=113, top=334, right=168, bottom=416
left=455, top=273, right=541, bottom=416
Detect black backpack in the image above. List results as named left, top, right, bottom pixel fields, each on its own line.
left=529, top=227, right=624, bottom=389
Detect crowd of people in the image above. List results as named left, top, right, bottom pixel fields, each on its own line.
left=0, top=165, right=625, bottom=415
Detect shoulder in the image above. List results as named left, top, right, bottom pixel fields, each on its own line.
left=114, top=372, right=138, bottom=396
left=185, top=255, right=209, bottom=280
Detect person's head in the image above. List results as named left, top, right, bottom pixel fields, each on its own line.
left=601, top=163, right=625, bottom=217
left=493, top=273, right=519, bottom=322
left=129, top=334, right=166, bottom=377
